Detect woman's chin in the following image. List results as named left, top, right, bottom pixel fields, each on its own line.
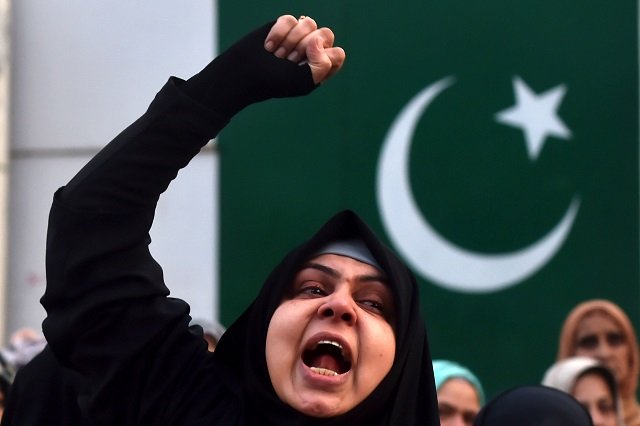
left=288, top=393, right=350, bottom=418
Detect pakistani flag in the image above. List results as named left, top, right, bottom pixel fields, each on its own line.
left=217, top=2, right=639, bottom=397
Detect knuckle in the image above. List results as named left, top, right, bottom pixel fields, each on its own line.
left=303, top=17, right=318, bottom=29
left=279, top=15, right=298, bottom=25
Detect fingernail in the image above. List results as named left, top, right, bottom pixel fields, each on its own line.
left=287, top=51, right=299, bottom=62
left=274, top=47, right=286, bottom=58
left=264, top=40, right=274, bottom=51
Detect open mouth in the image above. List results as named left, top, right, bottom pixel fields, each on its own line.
left=302, top=339, right=352, bottom=376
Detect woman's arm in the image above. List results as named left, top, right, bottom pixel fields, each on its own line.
left=40, top=16, right=344, bottom=424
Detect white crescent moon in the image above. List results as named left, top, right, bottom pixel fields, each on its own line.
left=376, top=77, right=580, bottom=293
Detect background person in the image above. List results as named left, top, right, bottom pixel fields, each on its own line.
left=433, top=359, right=485, bottom=426
left=0, top=346, right=88, bottom=426
left=557, top=299, right=640, bottom=426
left=0, top=328, right=47, bottom=372
left=542, top=356, right=622, bottom=426
left=473, top=385, right=593, bottom=426
left=189, top=318, right=226, bottom=352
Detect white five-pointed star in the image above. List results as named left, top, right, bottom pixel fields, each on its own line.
left=495, top=76, right=571, bottom=160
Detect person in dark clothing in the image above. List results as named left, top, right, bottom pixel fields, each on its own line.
left=40, top=15, right=440, bottom=425
left=190, top=318, right=226, bottom=352
left=0, top=357, right=12, bottom=422
left=473, top=385, right=594, bottom=426
left=0, top=346, right=89, bottom=425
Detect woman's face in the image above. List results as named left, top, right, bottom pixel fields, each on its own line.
left=265, top=254, right=396, bottom=418
left=437, top=378, right=481, bottom=426
left=574, top=312, right=630, bottom=384
left=572, top=372, right=618, bottom=426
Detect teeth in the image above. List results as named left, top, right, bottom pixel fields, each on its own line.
left=317, top=340, right=343, bottom=351
left=310, top=367, right=339, bottom=376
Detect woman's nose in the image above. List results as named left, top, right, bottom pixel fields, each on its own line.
left=593, top=341, right=613, bottom=358
left=448, top=416, right=468, bottom=426
left=318, top=294, right=357, bottom=326
left=589, top=408, right=604, bottom=426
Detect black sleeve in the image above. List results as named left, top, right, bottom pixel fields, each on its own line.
left=41, top=77, right=226, bottom=425
left=40, top=21, right=316, bottom=425
left=1, top=347, right=90, bottom=426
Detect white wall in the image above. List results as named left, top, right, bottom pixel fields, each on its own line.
left=8, top=1, right=219, bottom=339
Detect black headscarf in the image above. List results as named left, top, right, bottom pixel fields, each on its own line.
left=473, top=385, right=594, bottom=425
left=214, top=210, right=440, bottom=425
left=40, top=21, right=439, bottom=425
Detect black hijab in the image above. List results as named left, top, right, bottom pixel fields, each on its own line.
left=214, top=210, right=440, bottom=425
left=473, top=385, right=594, bottom=425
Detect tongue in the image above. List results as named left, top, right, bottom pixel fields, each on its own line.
left=311, top=353, right=341, bottom=373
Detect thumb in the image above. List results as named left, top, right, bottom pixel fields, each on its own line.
left=306, top=36, right=332, bottom=84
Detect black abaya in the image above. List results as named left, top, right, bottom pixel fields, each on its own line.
left=41, top=21, right=440, bottom=426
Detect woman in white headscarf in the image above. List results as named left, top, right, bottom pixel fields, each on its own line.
left=542, top=356, right=623, bottom=426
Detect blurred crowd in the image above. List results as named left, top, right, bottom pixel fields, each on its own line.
left=0, top=298, right=635, bottom=425
left=0, top=318, right=225, bottom=425
left=434, top=299, right=637, bottom=426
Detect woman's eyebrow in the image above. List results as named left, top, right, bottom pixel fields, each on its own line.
left=360, top=274, right=388, bottom=285
left=303, top=262, right=340, bottom=278
left=303, top=262, right=388, bottom=284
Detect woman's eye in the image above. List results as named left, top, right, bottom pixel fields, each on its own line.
left=296, top=284, right=326, bottom=298
left=577, top=334, right=598, bottom=349
left=598, top=400, right=615, bottom=414
left=359, top=299, right=384, bottom=313
left=606, top=331, right=625, bottom=346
